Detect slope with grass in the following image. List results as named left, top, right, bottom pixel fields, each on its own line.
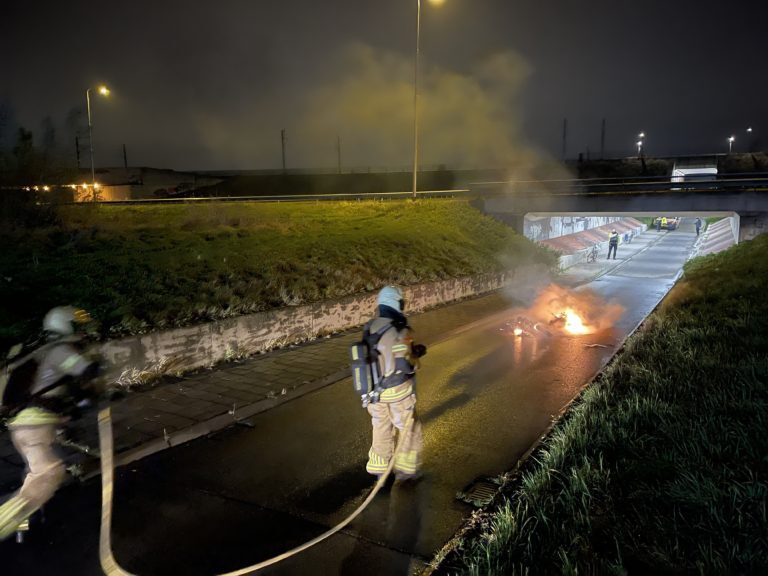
left=444, top=234, right=768, bottom=574
left=0, top=200, right=555, bottom=348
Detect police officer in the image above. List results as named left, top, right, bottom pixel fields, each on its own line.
left=0, top=306, right=102, bottom=541
left=607, top=229, right=619, bottom=260
left=364, top=286, right=425, bottom=481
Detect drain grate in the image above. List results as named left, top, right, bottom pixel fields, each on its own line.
left=456, top=476, right=499, bottom=507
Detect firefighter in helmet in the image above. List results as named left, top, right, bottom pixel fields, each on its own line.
left=0, top=306, right=102, bottom=541
left=364, top=286, right=425, bottom=481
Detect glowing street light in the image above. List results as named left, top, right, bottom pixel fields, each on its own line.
left=728, top=135, right=735, bottom=153
left=636, top=132, right=645, bottom=156
left=747, top=127, right=753, bottom=133
left=86, top=84, right=111, bottom=197
left=413, top=0, right=445, bottom=199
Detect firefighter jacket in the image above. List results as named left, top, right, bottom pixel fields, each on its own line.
left=5, top=338, right=99, bottom=428
left=370, top=306, right=418, bottom=402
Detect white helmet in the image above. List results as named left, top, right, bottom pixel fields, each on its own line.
left=43, top=306, right=92, bottom=336
left=377, top=285, right=405, bottom=312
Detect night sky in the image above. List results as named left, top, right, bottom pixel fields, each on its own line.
left=3, top=0, right=766, bottom=171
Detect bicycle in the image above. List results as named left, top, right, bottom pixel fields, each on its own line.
left=586, top=245, right=599, bottom=263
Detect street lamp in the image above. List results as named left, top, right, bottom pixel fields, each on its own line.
left=413, top=0, right=445, bottom=200
left=636, top=132, right=645, bottom=156
left=86, top=84, right=111, bottom=197
left=728, top=135, right=735, bottom=153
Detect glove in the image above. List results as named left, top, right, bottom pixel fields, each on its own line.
left=412, top=344, right=427, bottom=358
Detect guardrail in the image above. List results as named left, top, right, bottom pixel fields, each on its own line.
left=64, top=189, right=473, bottom=205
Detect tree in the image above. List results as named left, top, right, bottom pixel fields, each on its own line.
left=13, top=127, right=37, bottom=184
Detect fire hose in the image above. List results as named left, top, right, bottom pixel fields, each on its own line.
left=98, top=406, right=413, bottom=576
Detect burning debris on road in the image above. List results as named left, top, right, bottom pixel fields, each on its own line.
left=503, top=284, right=624, bottom=337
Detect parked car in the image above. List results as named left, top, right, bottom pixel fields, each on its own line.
left=653, top=216, right=680, bottom=230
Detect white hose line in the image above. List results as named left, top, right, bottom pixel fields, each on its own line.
left=98, top=405, right=414, bottom=576
left=98, top=407, right=137, bottom=576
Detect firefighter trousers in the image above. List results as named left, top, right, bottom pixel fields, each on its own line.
left=366, top=393, right=423, bottom=477
left=0, top=424, right=66, bottom=540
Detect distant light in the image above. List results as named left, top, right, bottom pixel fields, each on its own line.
left=82, top=182, right=88, bottom=188
left=43, top=186, right=50, bottom=191
left=747, top=127, right=753, bottom=133
left=94, top=182, right=101, bottom=189
left=638, top=132, right=645, bottom=139
left=636, top=140, right=643, bottom=147
left=728, top=136, right=735, bottom=143
left=98, top=85, right=110, bottom=96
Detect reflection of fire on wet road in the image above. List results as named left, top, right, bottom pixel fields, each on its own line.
left=508, top=284, right=624, bottom=336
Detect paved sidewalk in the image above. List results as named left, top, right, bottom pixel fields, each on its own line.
left=0, top=225, right=678, bottom=492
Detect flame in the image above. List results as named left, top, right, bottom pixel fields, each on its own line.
left=513, top=327, right=523, bottom=336
left=562, top=308, right=591, bottom=335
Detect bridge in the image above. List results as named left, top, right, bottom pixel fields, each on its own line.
left=472, top=173, right=768, bottom=244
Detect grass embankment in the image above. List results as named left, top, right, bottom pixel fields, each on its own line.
left=446, top=235, right=768, bottom=574
left=0, top=200, right=555, bottom=347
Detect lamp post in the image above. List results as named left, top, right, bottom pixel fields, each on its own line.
left=413, top=0, right=444, bottom=200
left=728, top=135, right=735, bottom=153
left=86, top=85, right=110, bottom=198
left=636, top=132, right=645, bottom=156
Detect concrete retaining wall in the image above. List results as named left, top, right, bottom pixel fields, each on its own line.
left=739, top=212, right=768, bottom=242
left=524, top=215, right=626, bottom=242
left=100, top=272, right=509, bottom=383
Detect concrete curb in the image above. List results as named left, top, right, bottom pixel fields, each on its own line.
left=591, top=231, right=668, bottom=282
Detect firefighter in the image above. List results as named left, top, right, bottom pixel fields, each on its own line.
left=0, top=306, right=102, bottom=541
left=365, top=286, right=425, bottom=482
left=607, top=229, right=619, bottom=260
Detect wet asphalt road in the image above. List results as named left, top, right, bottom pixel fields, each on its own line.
left=2, top=222, right=699, bottom=576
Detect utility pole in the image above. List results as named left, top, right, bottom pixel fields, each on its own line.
left=600, top=118, right=606, bottom=159
left=122, top=143, right=128, bottom=170
left=336, top=135, right=342, bottom=174
left=281, top=129, right=287, bottom=173
left=561, top=118, right=568, bottom=161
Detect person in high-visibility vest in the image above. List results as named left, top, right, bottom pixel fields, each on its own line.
left=0, top=307, right=102, bottom=540
left=661, top=216, right=668, bottom=230
left=364, top=286, right=425, bottom=481
left=607, top=229, right=619, bottom=260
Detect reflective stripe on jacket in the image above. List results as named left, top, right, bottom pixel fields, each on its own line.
left=7, top=407, right=63, bottom=428
left=369, top=316, right=417, bottom=398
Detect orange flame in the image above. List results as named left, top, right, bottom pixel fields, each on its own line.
left=562, top=308, right=591, bottom=335
left=513, top=327, right=523, bottom=336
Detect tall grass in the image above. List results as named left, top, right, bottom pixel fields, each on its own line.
left=0, top=200, right=555, bottom=348
left=445, top=234, right=768, bottom=574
